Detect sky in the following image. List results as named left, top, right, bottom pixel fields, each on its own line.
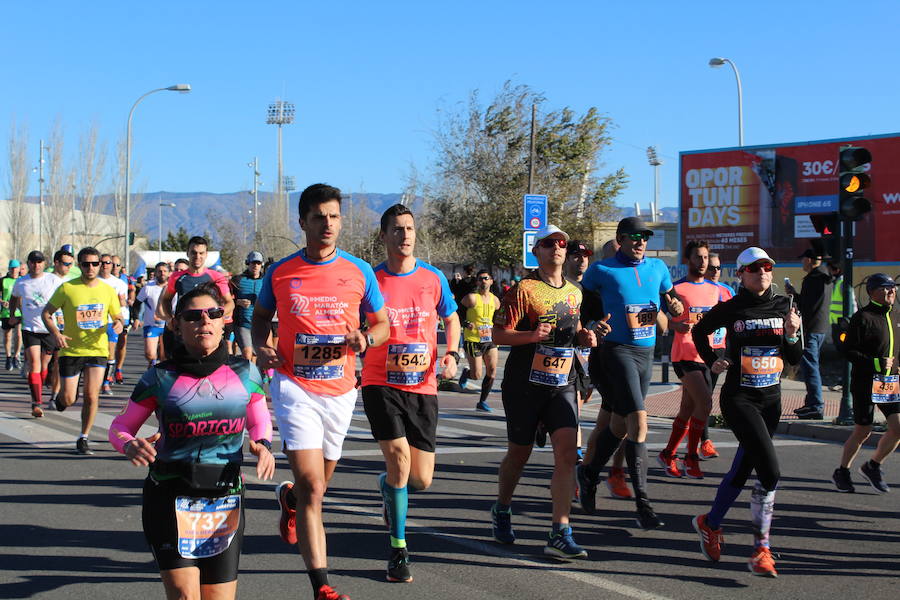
left=2, top=0, right=899, bottom=211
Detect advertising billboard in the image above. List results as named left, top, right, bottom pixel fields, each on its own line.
left=680, top=133, right=900, bottom=263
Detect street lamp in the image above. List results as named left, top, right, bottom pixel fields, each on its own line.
left=247, top=158, right=261, bottom=242
left=646, top=146, right=662, bottom=220
left=266, top=100, right=295, bottom=225
left=36, top=140, right=50, bottom=252
left=158, top=200, right=176, bottom=263
left=708, top=57, right=743, bottom=147
left=124, top=83, right=191, bottom=276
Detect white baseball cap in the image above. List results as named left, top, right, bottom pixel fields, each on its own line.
left=532, top=224, right=569, bottom=248
left=736, top=247, right=776, bottom=270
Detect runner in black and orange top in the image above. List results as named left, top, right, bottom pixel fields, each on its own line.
left=459, top=269, right=499, bottom=412
left=490, top=225, right=597, bottom=560
left=252, top=183, right=389, bottom=600
left=691, top=247, right=802, bottom=577
left=659, top=239, right=727, bottom=480
left=361, top=203, right=461, bottom=583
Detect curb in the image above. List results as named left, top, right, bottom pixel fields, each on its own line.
left=775, top=421, right=885, bottom=447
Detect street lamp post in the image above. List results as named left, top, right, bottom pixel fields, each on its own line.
left=37, top=140, right=49, bottom=252
left=125, top=84, right=191, bottom=276
left=158, top=200, right=176, bottom=263
left=708, top=57, right=744, bottom=147
left=646, top=146, right=662, bottom=220
left=248, top=157, right=260, bottom=242
left=266, top=100, right=295, bottom=226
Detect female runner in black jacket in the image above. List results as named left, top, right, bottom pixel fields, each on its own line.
left=689, top=247, right=802, bottom=578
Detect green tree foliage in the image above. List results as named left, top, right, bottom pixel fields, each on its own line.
left=155, top=226, right=214, bottom=253
left=427, top=82, right=627, bottom=269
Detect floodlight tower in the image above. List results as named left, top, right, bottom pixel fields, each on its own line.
left=266, top=100, right=295, bottom=226
left=646, top=146, right=663, bottom=220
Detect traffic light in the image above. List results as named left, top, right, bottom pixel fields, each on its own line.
left=128, top=232, right=136, bottom=246
left=837, top=145, right=872, bottom=221
left=809, top=214, right=839, bottom=259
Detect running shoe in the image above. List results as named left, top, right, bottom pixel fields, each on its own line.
left=859, top=461, right=890, bottom=493
left=534, top=422, right=547, bottom=448
left=12, top=357, right=20, bottom=370
left=386, top=546, right=412, bottom=583
left=276, top=481, right=298, bottom=545
left=544, top=526, right=588, bottom=560
left=748, top=545, right=777, bottom=577
left=793, top=405, right=816, bottom=415
left=683, top=454, right=704, bottom=479
left=635, top=506, right=664, bottom=530
left=54, top=394, right=67, bottom=412
left=692, top=514, right=723, bottom=561
left=101, top=383, right=113, bottom=396
left=699, top=439, right=719, bottom=460
left=606, top=467, right=632, bottom=499
left=475, top=400, right=492, bottom=412
left=656, top=451, right=683, bottom=478
left=4, top=357, right=10, bottom=371
left=798, top=411, right=824, bottom=420
left=490, top=502, right=515, bottom=544
left=576, top=464, right=598, bottom=515
left=316, top=584, right=350, bottom=600
left=377, top=472, right=392, bottom=530
left=832, top=467, right=855, bottom=493
left=114, top=370, right=124, bottom=384
left=76, top=438, right=93, bottom=455
left=31, top=403, right=43, bottom=418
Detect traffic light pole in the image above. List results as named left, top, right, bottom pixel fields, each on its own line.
left=836, top=218, right=854, bottom=425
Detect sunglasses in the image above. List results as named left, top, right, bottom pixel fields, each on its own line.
left=100, top=260, right=112, bottom=265
left=536, top=238, right=567, bottom=249
left=80, top=261, right=101, bottom=267
left=478, top=276, right=491, bottom=281
left=113, top=263, right=121, bottom=268
left=626, top=232, right=650, bottom=242
left=179, top=307, right=225, bottom=322
left=59, top=261, right=74, bottom=267
left=743, top=262, right=773, bottom=273
left=709, top=265, right=722, bottom=271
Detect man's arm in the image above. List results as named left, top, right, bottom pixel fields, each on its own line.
left=156, top=287, right=176, bottom=322
left=7, top=295, right=21, bottom=325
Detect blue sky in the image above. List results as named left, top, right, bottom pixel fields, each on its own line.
left=2, top=1, right=899, bottom=210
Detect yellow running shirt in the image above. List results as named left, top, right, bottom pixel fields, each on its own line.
left=48, top=279, right=121, bottom=357
left=463, top=293, right=498, bottom=343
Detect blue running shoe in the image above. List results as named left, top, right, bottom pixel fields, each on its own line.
left=544, top=526, right=588, bottom=560
left=491, top=502, right=515, bottom=544
left=476, top=400, right=492, bottom=412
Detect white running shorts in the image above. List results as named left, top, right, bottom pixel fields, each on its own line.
left=271, top=372, right=358, bottom=461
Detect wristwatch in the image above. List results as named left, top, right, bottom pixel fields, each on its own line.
left=366, top=333, right=376, bottom=347
left=255, top=439, right=272, bottom=451
left=445, top=350, right=461, bottom=362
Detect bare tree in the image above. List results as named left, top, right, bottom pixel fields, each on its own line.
left=77, top=122, right=108, bottom=249
left=43, top=120, right=80, bottom=253
left=5, top=121, right=31, bottom=259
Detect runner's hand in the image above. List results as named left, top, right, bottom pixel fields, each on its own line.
left=711, top=358, right=731, bottom=374
left=440, top=354, right=458, bottom=380
left=236, top=299, right=251, bottom=308
left=884, top=356, right=895, bottom=371
left=256, top=346, right=283, bottom=370
left=532, top=322, right=553, bottom=343
left=124, top=432, right=161, bottom=466
left=54, top=333, right=72, bottom=349
left=346, top=329, right=367, bottom=352
left=249, top=440, right=275, bottom=480
left=132, top=320, right=142, bottom=330
left=665, top=294, right=684, bottom=317
left=577, top=328, right=597, bottom=348
left=112, top=320, right=124, bottom=334
left=785, top=307, right=801, bottom=338
left=593, top=314, right=612, bottom=338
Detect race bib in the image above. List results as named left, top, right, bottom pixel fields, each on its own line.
left=740, top=346, right=783, bottom=388
left=712, top=327, right=726, bottom=346
left=386, top=343, right=430, bottom=386
left=872, top=374, right=900, bottom=404
left=478, top=320, right=492, bottom=343
left=529, top=345, right=574, bottom=387
left=625, top=303, right=657, bottom=340
left=575, top=346, right=591, bottom=368
left=688, top=306, right=711, bottom=324
left=175, top=494, right=241, bottom=559
left=75, top=303, right=104, bottom=330
left=292, top=333, right=346, bottom=380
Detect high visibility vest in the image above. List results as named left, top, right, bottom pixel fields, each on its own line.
left=829, top=276, right=857, bottom=324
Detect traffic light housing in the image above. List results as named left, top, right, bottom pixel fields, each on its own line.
left=128, top=232, right=136, bottom=246
left=837, top=146, right=872, bottom=221
left=809, top=214, right=839, bottom=259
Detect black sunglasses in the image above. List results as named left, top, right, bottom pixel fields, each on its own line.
left=80, top=261, right=101, bottom=267
left=709, top=265, right=722, bottom=271
left=100, top=260, right=113, bottom=265
left=626, top=232, right=650, bottom=242
left=180, top=307, right=225, bottom=322
left=478, top=276, right=491, bottom=281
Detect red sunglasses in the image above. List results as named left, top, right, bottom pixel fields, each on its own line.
left=743, top=262, right=773, bottom=273
left=536, top=238, right=567, bottom=249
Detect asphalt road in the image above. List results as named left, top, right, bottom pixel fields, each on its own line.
left=0, top=334, right=897, bottom=599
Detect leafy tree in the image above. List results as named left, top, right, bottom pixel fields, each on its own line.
left=426, top=81, right=627, bottom=269
left=153, top=226, right=213, bottom=253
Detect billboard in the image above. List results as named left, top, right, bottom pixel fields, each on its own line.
left=680, top=133, right=900, bottom=263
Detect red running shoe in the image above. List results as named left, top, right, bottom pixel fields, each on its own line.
left=693, top=514, right=724, bottom=562
left=683, top=454, right=704, bottom=479
left=748, top=545, right=778, bottom=577
left=316, top=584, right=350, bottom=600
left=700, top=439, right=719, bottom=460
left=657, top=451, right=683, bottom=478
left=606, top=467, right=633, bottom=499
left=276, top=481, right=298, bottom=545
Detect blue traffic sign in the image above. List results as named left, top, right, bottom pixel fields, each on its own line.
left=523, top=194, right=547, bottom=230
left=522, top=230, right=538, bottom=269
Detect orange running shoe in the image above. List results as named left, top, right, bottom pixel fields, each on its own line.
left=700, top=439, right=719, bottom=460
left=316, top=584, right=350, bottom=600
left=31, top=403, right=44, bottom=418
left=748, top=545, right=778, bottom=577
left=276, top=481, right=298, bottom=545
left=692, top=514, right=724, bottom=562
left=656, top=451, right=683, bottom=478
left=606, top=467, right=633, bottom=498
left=683, top=454, right=704, bottom=479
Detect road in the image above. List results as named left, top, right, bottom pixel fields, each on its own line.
left=0, top=335, right=897, bottom=599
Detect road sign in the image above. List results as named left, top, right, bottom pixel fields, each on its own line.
left=523, top=194, right=547, bottom=230
left=523, top=230, right=538, bottom=268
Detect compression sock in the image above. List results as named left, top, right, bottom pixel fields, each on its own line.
left=40, top=369, right=48, bottom=387
left=687, top=417, right=706, bottom=457
left=663, top=417, right=688, bottom=456
left=28, top=372, right=42, bottom=405
left=707, top=447, right=746, bottom=529
left=702, top=424, right=710, bottom=442
left=307, top=568, right=329, bottom=593
left=459, top=367, right=470, bottom=388
left=585, top=427, right=622, bottom=480
left=624, top=439, right=650, bottom=504
left=103, top=360, right=115, bottom=384
left=381, top=475, right=409, bottom=548
left=750, top=481, right=776, bottom=548
left=480, top=376, right=494, bottom=403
